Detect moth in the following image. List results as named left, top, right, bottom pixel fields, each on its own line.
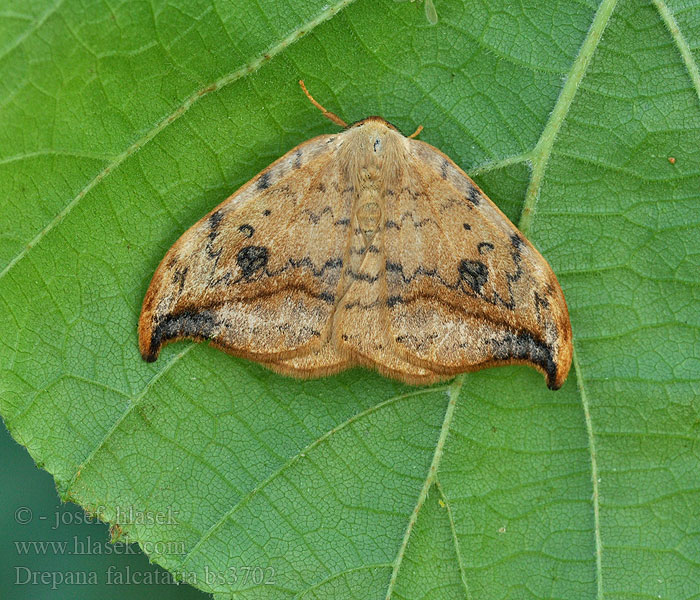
left=139, top=82, right=573, bottom=389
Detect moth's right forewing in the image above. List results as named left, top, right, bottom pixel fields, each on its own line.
left=384, top=139, right=573, bottom=389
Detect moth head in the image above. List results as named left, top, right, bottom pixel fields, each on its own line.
left=348, top=116, right=399, bottom=132
left=342, top=117, right=409, bottom=161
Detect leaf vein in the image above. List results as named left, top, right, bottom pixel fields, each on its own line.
left=0, top=0, right=64, bottom=61
left=435, top=479, right=472, bottom=600
left=63, top=344, right=195, bottom=496
left=384, top=375, right=463, bottom=600
left=519, top=0, right=621, bottom=233
left=574, top=349, right=604, bottom=600
left=0, top=0, right=359, bottom=282
left=176, top=385, right=448, bottom=570
left=652, top=0, right=700, bottom=106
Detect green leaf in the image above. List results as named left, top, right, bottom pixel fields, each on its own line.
left=1, top=0, right=699, bottom=599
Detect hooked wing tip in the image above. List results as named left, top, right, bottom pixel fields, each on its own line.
left=546, top=342, right=572, bottom=391
left=546, top=373, right=563, bottom=391
left=141, top=349, right=159, bottom=363
left=138, top=324, right=160, bottom=362
left=137, top=309, right=160, bottom=362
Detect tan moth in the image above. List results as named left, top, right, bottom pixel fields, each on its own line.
left=139, top=81, right=573, bottom=389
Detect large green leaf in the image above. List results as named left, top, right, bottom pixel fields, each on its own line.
left=1, top=0, right=699, bottom=598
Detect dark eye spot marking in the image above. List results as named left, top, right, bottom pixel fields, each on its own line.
left=463, top=223, right=471, bottom=231
left=237, top=246, right=269, bottom=278
left=373, top=138, right=381, bottom=152
left=467, top=186, right=481, bottom=206
left=458, top=259, right=488, bottom=294
left=263, top=209, right=271, bottom=216
left=257, top=171, right=271, bottom=190
left=441, top=159, right=449, bottom=179
left=477, top=241, right=494, bottom=254
left=238, top=224, right=254, bottom=238
left=209, top=210, right=224, bottom=229
left=171, top=266, right=189, bottom=295
left=387, top=295, right=403, bottom=307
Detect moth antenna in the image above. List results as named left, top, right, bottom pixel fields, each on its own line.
left=408, top=124, right=423, bottom=139
left=299, top=80, right=348, bottom=128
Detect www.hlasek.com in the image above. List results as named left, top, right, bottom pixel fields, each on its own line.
left=15, top=536, right=185, bottom=557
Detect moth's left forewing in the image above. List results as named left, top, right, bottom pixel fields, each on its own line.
left=138, top=132, right=351, bottom=363
left=384, top=138, right=572, bottom=389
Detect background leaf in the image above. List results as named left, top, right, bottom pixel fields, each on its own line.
left=1, top=0, right=699, bottom=599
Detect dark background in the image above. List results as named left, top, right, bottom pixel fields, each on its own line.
left=1, top=421, right=209, bottom=600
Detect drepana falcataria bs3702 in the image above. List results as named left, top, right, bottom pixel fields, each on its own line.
left=139, top=81, right=573, bottom=389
